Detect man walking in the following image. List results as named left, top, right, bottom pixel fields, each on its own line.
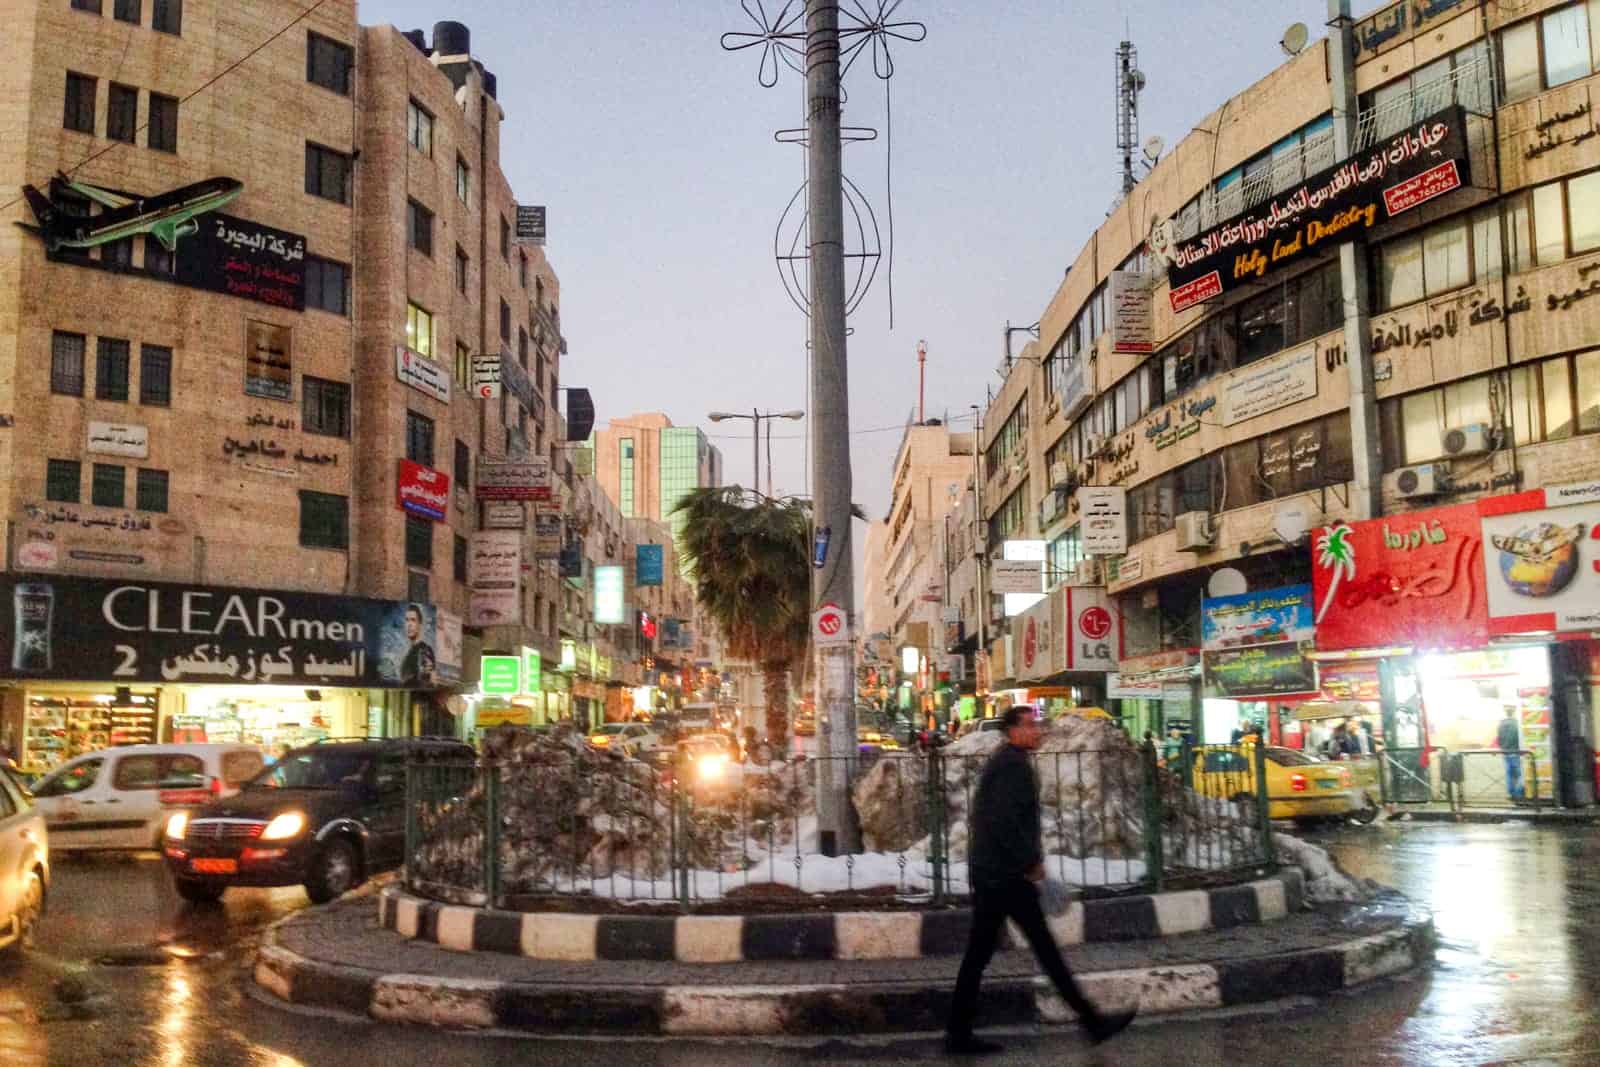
left=1497, top=706, right=1524, bottom=800
left=946, top=704, right=1136, bottom=1055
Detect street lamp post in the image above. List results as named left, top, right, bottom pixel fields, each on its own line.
left=707, top=409, right=805, bottom=497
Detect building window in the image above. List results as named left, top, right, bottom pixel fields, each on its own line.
left=1221, top=416, right=1352, bottom=510
left=135, top=468, right=168, bottom=512
left=454, top=439, right=470, bottom=488
left=405, top=410, right=435, bottom=466
left=64, top=72, right=96, bottom=134
left=407, top=198, right=434, bottom=256
left=500, top=298, right=511, bottom=343
left=113, top=0, right=140, bottom=23
left=302, top=376, right=350, bottom=437
left=151, top=0, right=180, bottom=34
left=305, top=143, right=351, bottom=204
left=518, top=327, right=529, bottom=368
left=406, top=99, right=433, bottom=156
left=91, top=463, right=124, bottom=508
left=452, top=246, right=469, bottom=294
left=46, top=460, right=81, bottom=503
left=107, top=83, right=137, bottom=143
left=453, top=534, right=468, bottom=582
left=147, top=92, right=177, bottom=152
left=405, top=515, right=433, bottom=569
left=304, top=255, right=349, bottom=315
left=619, top=437, right=635, bottom=517
left=95, top=337, right=130, bottom=402
left=71, top=0, right=102, bottom=12
left=143, top=234, right=174, bottom=275
left=1500, top=3, right=1595, bottom=102
left=455, top=341, right=470, bottom=388
left=456, top=157, right=470, bottom=202
left=51, top=332, right=86, bottom=396
left=983, top=397, right=1029, bottom=474
left=500, top=215, right=510, bottom=259
left=307, top=32, right=353, bottom=95
left=519, top=253, right=528, bottom=289
left=406, top=302, right=434, bottom=357
left=101, top=236, right=133, bottom=268
left=299, top=491, right=348, bottom=549
left=987, top=480, right=1030, bottom=546
left=139, top=344, right=171, bottom=406
left=406, top=570, right=429, bottom=604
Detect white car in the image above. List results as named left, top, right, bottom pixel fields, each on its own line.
left=29, top=743, right=266, bottom=853
left=0, top=765, right=48, bottom=954
left=587, top=723, right=659, bottom=757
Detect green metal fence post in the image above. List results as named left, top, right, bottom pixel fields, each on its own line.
left=674, top=756, right=690, bottom=908
left=483, top=761, right=500, bottom=907
left=1140, top=741, right=1164, bottom=893
left=1253, top=741, right=1276, bottom=868
left=404, top=759, right=418, bottom=891
left=928, top=748, right=946, bottom=902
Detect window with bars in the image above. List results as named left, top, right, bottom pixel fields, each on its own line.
left=135, top=468, right=168, bottom=512
left=51, top=332, right=86, bottom=396
left=405, top=410, right=435, bottom=466
left=46, top=460, right=81, bottom=503
left=64, top=72, right=96, bottom=133
left=91, top=463, right=125, bottom=508
left=303, top=376, right=350, bottom=437
left=139, top=344, right=171, bottom=406
left=107, top=83, right=137, bottom=143
left=405, top=515, right=433, bottom=569
left=95, top=338, right=130, bottom=402
left=299, top=491, right=348, bottom=549
left=304, top=256, right=349, bottom=315
left=307, top=32, right=353, bottom=95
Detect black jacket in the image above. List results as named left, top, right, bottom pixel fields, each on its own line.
left=1497, top=717, right=1520, bottom=752
left=969, top=743, right=1042, bottom=889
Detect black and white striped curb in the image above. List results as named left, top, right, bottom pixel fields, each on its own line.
left=375, top=868, right=1305, bottom=963
left=254, top=908, right=1432, bottom=1035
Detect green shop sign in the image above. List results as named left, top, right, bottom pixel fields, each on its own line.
left=480, top=654, right=521, bottom=695
left=1202, top=640, right=1316, bottom=699
left=521, top=648, right=542, bottom=694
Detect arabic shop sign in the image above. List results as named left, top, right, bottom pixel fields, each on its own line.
left=469, top=530, right=522, bottom=627
left=1479, top=482, right=1600, bottom=636
left=1144, top=392, right=1214, bottom=450
left=1221, top=348, right=1318, bottom=427
left=178, top=213, right=307, bottom=311
left=1201, top=584, right=1316, bottom=698
left=87, top=421, right=148, bottom=459
left=1166, top=107, right=1469, bottom=312
left=0, top=575, right=453, bottom=688
left=594, top=564, right=626, bottom=625
left=636, top=543, right=664, bottom=587
left=1310, top=502, right=1487, bottom=652
left=1109, top=270, right=1154, bottom=355
left=1204, top=642, right=1318, bottom=698
left=396, top=460, right=450, bottom=522
left=395, top=346, right=451, bottom=403
left=1354, top=0, right=1469, bottom=60
left=522, top=647, right=543, bottom=693
left=245, top=320, right=293, bottom=401
left=480, top=655, right=520, bottom=695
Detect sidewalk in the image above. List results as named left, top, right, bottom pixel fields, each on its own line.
left=255, top=894, right=1434, bottom=1036
left=1386, top=804, right=1600, bottom=825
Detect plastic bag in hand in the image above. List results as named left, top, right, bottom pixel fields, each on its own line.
left=1038, top=877, right=1072, bottom=916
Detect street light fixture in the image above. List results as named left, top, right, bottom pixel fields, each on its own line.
left=706, top=408, right=806, bottom=496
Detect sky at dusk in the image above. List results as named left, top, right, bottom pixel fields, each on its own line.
left=365, top=0, right=1339, bottom=589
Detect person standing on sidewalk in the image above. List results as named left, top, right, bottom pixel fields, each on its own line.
left=945, top=704, right=1136, bottom=1055
left=1497, top=707, right=1524, bottom=800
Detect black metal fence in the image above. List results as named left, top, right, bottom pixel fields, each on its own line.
left=403, top=739, right=1277, bottom=910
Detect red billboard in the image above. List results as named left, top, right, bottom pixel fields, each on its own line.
left=397, top=459, right=450, bottom=522
left=1310, top=502, right=1488, bottom=652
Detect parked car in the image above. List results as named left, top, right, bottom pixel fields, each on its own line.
left=29, top=743, right=266, bottom=854
left=1189, top=744, right=1360, bottom=824
left=0, top=765, right=48, bottom=955
left=587, top=723, right=658, bottom=756
left=956, top=717, right=1008, bottom=739
left=162, top=737, right=471, bottom=904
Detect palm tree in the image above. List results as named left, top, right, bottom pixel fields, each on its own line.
left=673, top=487, right=813, bottom=747
left=1315, top=523, right=1356, bottom=622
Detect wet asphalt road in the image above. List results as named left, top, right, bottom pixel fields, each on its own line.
left=2, top=821, right=1597, bottom=1066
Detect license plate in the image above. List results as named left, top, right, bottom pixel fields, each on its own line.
left=1317, top=779, right=1340, bottom=790
left=190, top=858, right=237, bottom=874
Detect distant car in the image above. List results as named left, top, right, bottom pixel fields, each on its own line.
left=162, top=738, right=471, bottom=904
left=587, top=723, right=658, bottom=756
left=956, top=717, right=1008, bottom=739
left=29, top=743, right=266, bottom=853
left=1190, top=744, right=1360, bottom=824
left=0, top=765, right=48, bottom=955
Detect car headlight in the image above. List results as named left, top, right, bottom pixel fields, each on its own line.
left=260, top=812, right=306, bottom=841
left=165, top=812, right=189, bottom=841
left=695, top=753, right=727, bottom=782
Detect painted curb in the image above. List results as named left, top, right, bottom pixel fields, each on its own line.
left=377, top=867, right=1306, bottom=963
left=254, top=909, right=1434, bottom=1036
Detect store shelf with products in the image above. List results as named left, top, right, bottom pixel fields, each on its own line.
left=20, top=692, right=157, bottom=774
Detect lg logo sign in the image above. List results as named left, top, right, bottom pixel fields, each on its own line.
left=1077, top=605, right=1113, bottom=665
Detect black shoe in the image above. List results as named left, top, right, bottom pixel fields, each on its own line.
left=944, top=1034, right=1006, bottom=1055
left=1086, top=1008, right=1137, bottom=1045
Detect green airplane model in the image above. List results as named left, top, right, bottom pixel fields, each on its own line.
left=19, top=174, right=243, bottom=253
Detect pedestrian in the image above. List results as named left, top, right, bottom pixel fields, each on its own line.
left=1162, top=725, right=1184, bottom=765
left=1497, top=706, right=1524, bottom=799
left=1354, top=719, right=1374, bottom=756
left=945, top=704, right=1135, bottom=1055
left=1324, top=723, right=1349, bottom=760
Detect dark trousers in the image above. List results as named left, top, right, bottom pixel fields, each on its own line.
left=947, top=878, right=1099, bottom=1038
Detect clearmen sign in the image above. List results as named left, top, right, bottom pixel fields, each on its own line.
left=1165, top=106, right=1469, bottom=313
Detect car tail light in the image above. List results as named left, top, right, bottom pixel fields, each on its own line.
left=210, top=776, right=224, bottom=796
left=1290, top=773, right=1308, bottom=792
left=1340, top=768, right=1353, bottom=787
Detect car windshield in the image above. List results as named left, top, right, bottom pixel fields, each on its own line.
left=248, top=749, right=373, bottom=790
left=1267, top=747, right=1322, bottom=766
left=595, top=724, right=628, bottom=735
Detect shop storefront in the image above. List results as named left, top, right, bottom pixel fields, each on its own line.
left=1200, top=583, right=1319, bottom=747
left=1109, top=649, right=1199, bottom=742
left=0, top=575, right=461, bottom=775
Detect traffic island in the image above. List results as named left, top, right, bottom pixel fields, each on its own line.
left=253, top=890, right=1434, bottom=1036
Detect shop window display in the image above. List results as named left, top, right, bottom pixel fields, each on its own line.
left=21, top=691, right=158, bottom=774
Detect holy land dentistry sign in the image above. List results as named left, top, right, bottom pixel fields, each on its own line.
left=1166, top=106, right=1469, bottom=313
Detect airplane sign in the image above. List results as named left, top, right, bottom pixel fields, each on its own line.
left=18, top=175, right=243, bottom=254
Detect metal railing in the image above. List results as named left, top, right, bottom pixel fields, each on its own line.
left=402, top=737, right=1277, bottom=910
left=1441, top=748, right=1549, bottom=810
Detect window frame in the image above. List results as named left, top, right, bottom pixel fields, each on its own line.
left=46, top=459, right=82, bottom=503
left=147, top=91, right=177, bottom=153
left=405, top=410, right=436, bottom=467
left=302, top=376, right=351, bottom=438
left=304, top=255, right=350, bottom=316
left=306, top=31, right=354, bottom=96
left=51, top=331, right=86, bottom=396
left=405, top=514, right=434, bottom=570
left=135, top=467, right=169, bottom=513
left=299, top=490, right=349, bottom=550
left=406, top=98, right=434, bottom=156
left=139, top=344, right=172, bottom=406
left=64, top=71, right=96, bottom=134
left=304, top=142, right=352, bottom=205
left=151, top=0, right=180, bottom=35
left=406, top=302, right=434, bottom=357
left=456, top=157, right=471, bottom=202
left=95, top=337, right=131, bottom=402
left=107, top=82, right=137, bottom=143
left=91, top=462, right=125, bottom=509
left=407, top=198, right=434, bottom=256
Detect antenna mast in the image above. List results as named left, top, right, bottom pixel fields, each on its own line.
left=916, top=339, right=927, bottom=424
left=1115, top=40, right=1143, bottom=196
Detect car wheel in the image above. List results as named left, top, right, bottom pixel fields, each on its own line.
left=1349, top=799, right=1381, bottom=825
left=174, top=879, right=225, bottom=904
left=304, top=839, right=360, bottom=904
left=1, top=869, right=44, bottom=956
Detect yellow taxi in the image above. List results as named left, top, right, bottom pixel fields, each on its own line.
left=1190, top=744, right=1361, bottom=824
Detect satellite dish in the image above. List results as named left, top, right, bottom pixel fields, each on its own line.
left=1281, top=22, right=1309, bottom=56
left=1207, top=568, right=1249, bottom=599
left=1272, top=502, right=1319, bottom=546
left=1126, top=68, right=1146, bottom=92
left=1142, top=135, right=1165, bottom=163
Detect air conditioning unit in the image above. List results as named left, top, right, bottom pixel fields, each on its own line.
left=1176, top=510, right=1215, bottom=551
left=1039, top=494, right=1060, bottom=528
left=1050, top=461, right=1073, bottom=490
left=1084, top=433, right=1106, bottom=459
left=1396, top=462, right=1450, bottom=499
left=1074, top=559, right=1103, bottom=586
left=1442, top=423, right=1492, bottom=458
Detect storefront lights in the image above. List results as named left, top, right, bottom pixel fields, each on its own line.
left=900, top=647, right=920, bottom=673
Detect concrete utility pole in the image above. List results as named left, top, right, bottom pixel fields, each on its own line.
left=807, top=0, right=860, bottom=856
left=1329, top=0, right=1382, bottom=521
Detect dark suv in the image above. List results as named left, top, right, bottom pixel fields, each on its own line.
left=161, top=738, right=470, bottom=904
